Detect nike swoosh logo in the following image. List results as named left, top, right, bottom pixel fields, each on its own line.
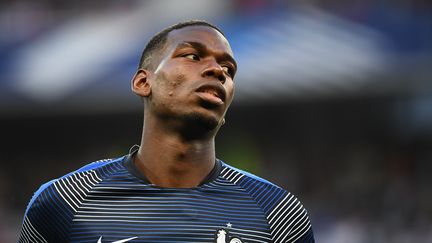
left=97, top=236, right=138, bottom=243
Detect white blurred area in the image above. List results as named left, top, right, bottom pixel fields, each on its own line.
left=1, top=0, right=431, bottom=242
left=9, top=0, right=233, bottom=102
left=1, top=0, right=429, bottom=109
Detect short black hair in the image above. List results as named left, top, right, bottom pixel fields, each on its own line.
left=138, top=20, right=225, bottom=71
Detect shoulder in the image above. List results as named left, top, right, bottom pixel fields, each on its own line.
left=25, top=156, right=126, bottom=213
left=25, top=156, right=124, bottom=211
left=219, top=161, right=315, bottom=243
left=60, top=156, right=125, bottom=179
left=219, top=160, right=284, bottom=193
left=19, top=156, right=127, bottom=242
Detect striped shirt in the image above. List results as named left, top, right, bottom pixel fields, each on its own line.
left=19, top=153, right=314, bottom=243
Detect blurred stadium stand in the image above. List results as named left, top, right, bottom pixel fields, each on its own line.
left=1, top=0, right=431, bottom=242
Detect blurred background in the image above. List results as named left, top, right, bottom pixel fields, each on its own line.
left=1, top=0, right=432, bottom=242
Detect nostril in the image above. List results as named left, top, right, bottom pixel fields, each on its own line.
left=202, top=67, right=225, bottom=83
left=205, top=70, right=215, bottom=77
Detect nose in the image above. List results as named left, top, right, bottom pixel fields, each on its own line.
left=201, top=60, right=226, bottom=84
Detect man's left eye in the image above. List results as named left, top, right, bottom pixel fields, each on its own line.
left=183, top=54, right=200, bottom=60
left=222, top=66, right=234, bottom=78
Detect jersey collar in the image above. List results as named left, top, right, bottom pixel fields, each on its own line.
left=123, top=148, right=222, bottom=187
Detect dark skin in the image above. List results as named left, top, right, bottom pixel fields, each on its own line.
left=131, top=26, right=237, bottom=188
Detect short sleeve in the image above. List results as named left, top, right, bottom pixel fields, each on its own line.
left=19, top=180, right=74, bottom=242
left=267, top=192, right=315, bottom=242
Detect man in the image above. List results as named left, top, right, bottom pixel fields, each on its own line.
left=19, top=20, right=314, bottom=243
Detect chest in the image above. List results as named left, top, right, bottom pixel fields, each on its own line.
left=69, top=187, right=273, bottom=243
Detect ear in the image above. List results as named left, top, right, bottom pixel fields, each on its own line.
left=131, top=69, right=151, bottom=97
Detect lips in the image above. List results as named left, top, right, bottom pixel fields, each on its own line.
left=196, top=84, right=226, bottom=105
left=203, top=89, right=219, bottom=98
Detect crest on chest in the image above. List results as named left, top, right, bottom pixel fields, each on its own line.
left=214, top=228, right=243, bottom=243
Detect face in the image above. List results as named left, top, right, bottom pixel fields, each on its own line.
left=136, top=25, right=237, bottom=131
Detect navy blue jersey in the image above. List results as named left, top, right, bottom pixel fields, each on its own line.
left=19, top=153, right=314, bottom=243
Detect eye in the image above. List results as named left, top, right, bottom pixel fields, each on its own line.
left=222, top=66, right=235, bottom=78
left=183, top=54, right=200, bottom=61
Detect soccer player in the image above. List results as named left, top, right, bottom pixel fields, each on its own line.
left=19, top=20, right=315, bottom=243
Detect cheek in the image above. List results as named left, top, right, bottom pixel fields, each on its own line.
left=154, top=62, right=192, bottom=98
left=156, top=67, right=183, bottom=90
left=175, top=73, right=186, bottom=83
left=225, top=82, right=235, bottom=103
left=168, top=73, right=184, bottom=89
left=166, top=74, right=185, bottom=98
left=166, top=66, right=186, bottom=88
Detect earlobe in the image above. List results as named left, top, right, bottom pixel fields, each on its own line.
left=131, top=69, right=151, bottom=97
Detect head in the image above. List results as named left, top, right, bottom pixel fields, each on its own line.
left=132, top=20, right=237, bottom=138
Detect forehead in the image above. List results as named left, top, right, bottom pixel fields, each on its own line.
left=165, top=25, right=233, bottom=56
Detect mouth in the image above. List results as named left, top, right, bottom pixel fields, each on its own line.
left=195, top=84, right=226, bottom=105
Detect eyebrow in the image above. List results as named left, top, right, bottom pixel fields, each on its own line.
left=176, top=41, right=237, bottom=69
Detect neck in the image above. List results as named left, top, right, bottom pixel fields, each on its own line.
left=133, top=118, right=217, bottom=188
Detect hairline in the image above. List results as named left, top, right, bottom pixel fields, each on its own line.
left=138, top=21, right=226, bottom=71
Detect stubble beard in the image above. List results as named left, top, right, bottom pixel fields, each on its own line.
left=179, top=111, right=220, bottom=140
left=152, top=72, right=221, bottom=139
